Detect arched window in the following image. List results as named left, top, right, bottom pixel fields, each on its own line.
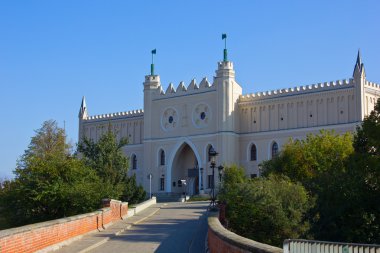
left=271, top=142, right=279, bottom=158
left=207, top=145, right=213, bottom=162
left=250, top=144, right=257, bottom=161
left=131, top=154, right=137, bottom=170
left=160, top=149, right=165, bottom=166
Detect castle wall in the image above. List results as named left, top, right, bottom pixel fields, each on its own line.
left=78, top=54, right=380, bottom=196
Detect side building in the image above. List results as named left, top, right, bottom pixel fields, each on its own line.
left=78, top=50, right=380, bottom=196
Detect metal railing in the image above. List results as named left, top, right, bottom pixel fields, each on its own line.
left=283, top=239, right=380, bottom=253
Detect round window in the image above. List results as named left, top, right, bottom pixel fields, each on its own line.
left=200, top=112, right=206, bottom=120
left=168, top=116, right=174, bottom=124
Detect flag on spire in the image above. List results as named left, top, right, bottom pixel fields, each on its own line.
left=151, top=49, right=156, bottom=75
left=222, top=34, right=228, bottom=61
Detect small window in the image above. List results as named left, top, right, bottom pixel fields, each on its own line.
left=250, top=144, right=257, bottom=161
left=159, top=149, right=165, bottom=166
left=250, top=174, right=257, bottom=179
left=178, top=180, right=182, bottom=187
left=131, top=154, right=137, bottom=170
left=207, top=175, right=214, bottom=188
left=271, top=142, right=279, bottom=158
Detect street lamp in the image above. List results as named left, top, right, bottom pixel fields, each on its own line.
left=218, top=165, right=224, bottom=182
left=147, top=173, right=152, bottom=199
left=200, top=167, right=204, bottom=191
left=208, top=146, right=218, bottom=210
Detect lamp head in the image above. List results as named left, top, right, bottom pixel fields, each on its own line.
left=208, top=146, right=218, bottom=164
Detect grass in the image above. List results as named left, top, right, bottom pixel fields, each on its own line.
left=188, top=195, right=211, bottom=202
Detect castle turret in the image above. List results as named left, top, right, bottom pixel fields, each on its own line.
left=353, top=50, right=366, bottom=120
left=143, top=49, right=161, bottom=140
left=214, top=35, right=242, bottom=164
left=78, top=96, right=88, bottom=141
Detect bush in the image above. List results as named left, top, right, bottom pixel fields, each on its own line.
left=219, top=166, right=312, bottom=247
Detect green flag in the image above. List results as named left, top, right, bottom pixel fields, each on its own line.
left=151, top=49, right=156, bottom=54
left=222, top=34, right=227, bottom=40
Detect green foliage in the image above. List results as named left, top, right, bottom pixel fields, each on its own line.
left=262, top=130, right=354, bottom=191
left=262, top=112, right=380, bottom=244
left=0, top=120, right=106, bottom=228
left=219, top=166, right=312, bottom=247
left=121, top=174, right=146, bottom=205
left=78, top=126, right=146, bottom=204
left=78, top=127, right=129, bottom=186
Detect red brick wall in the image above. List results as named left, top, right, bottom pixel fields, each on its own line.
left=207, top=211, right=282, bottom=253
left=208, top=227, right=248, bottom=253
left=0, top=199, right=128, bottom=253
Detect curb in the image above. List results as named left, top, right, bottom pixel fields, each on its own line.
left=77, top=207, right=161, bottom=253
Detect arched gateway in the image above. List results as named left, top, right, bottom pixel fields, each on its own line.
left=166, top=140, right=202, bottom=196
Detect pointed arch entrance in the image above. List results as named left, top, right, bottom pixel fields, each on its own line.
left=166, top=140, right=201, bottom=196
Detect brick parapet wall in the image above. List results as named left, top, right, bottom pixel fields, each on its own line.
left=207, top=211, right=283, bottom=253
left=0, top=199, right=128, bottom=253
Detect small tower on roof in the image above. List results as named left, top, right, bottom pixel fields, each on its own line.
left=353, top=49, right=367, bottom=121
left=78, top=96, right=88, bottom=120
left=353, top=49, right=366, bottom=79
left=78, top=96, right=88, bottom=142
left=143, top=49, right=161, bottom=141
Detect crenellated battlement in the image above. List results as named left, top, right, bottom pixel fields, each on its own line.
left=154, top=77, right=215, bottom=98
left=83, top=109, right=144, bottom=121
left=365, top=80, right=380, bottom=89
left=239, top=78, right=355, bottom=102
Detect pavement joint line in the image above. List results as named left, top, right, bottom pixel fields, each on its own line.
left=75, top=206, right=162, bottom=253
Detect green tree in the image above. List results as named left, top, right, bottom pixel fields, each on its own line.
left=262, top=124, right=380, bottom=244
left=219, top=166, right=312, bottom=247
left=78, top=126, right=146, bottom=204
left=122, top=174, right=146, bottom=205
left=340, top=98, right=380, bottom=243
left=78, top=127, right=129, bottom=186
left=261, top=130, right=354, bottom=192
left=0, top=120, right=106, bottom=228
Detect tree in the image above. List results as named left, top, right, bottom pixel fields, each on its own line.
left=122, top=174, right=146, bottom=205
left=0, top=120, right=106, bottom=228
left=340, top=98, right=380, bottom=243
left=78, top=127, right=129, bottom=186
left=262, top=123, right=380, bottom=244
left=78, top=126, right=146, bottom=204
left=219, top=166, right=312, bottom=247
left=261, top=130, right=354, bottom=192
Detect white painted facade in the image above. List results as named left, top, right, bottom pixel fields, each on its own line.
left=78, top=51, right=380, bottom=196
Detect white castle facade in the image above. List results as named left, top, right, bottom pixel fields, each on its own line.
left=78, top=50, right=380, bottom=196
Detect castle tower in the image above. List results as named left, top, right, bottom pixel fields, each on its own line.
left=214, top=35, right=242, bottom=163
left=353, top=50, right=366, bottom=120
left=78, top=96, right=88, bottom=141
left=143, top=49, right=161, bottom=140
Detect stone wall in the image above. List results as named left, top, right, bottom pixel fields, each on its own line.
left=0, top=199, right=128, bottom=253
left=207, top=211, right=283, bottom=253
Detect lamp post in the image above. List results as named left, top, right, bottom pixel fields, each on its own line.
left=218, top=165, right=224, bottom=182
left=147, top=173, right=152, bottom=199
left=200, top=167, right=204, bottom=191
left=208, top=146, right=218, bottom=210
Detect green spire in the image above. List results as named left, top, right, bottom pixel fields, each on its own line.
left=151, top=49, right=156, bottom=75
left=222, top=34, right=227, bottom=61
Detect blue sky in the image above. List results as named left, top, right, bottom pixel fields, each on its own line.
left=0, top=1, right=379, bottom=179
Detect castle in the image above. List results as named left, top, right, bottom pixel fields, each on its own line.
left=78, top=48, right=380, bottom=197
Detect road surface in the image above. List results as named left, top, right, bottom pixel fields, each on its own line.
left=90, top=201, right=209, bottom=253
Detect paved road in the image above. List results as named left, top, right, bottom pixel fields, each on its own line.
left=90, top=201, right=209, bottom=253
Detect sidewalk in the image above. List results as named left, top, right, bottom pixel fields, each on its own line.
left=54, top=203, right=164, bottom=253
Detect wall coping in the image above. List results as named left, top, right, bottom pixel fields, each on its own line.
left=0, top=210, right=102, bottom=239
left=208, top=211, right=283, bottom=253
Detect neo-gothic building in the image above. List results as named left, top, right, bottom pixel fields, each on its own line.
left=78, top=50, right=379, bottom=196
